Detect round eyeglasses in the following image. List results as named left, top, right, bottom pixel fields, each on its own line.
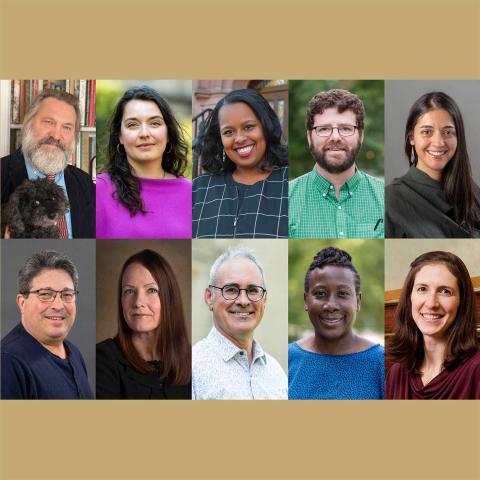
left=21, top=288, right=78, bottom=303
left=312, top=125, right=359, bottom=137
left=209, top=284, right=266, bottom=302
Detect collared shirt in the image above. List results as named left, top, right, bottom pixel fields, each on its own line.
left=24, top=155, right=73, bottom=238
left=289, top=166, right=384, bottom=238
left=192, top=327, right=287, bottom=400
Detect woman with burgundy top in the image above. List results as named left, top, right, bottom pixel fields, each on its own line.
left=96, top=85, right=191, bottom=238
left=386, top=251, right=480, bottom=399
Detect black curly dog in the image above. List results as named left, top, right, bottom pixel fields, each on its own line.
left=4, top=178, right=70, bottom=238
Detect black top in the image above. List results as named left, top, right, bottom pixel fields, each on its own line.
left=1, top=149, right=95, bottom=238
left=192, top=166, right=288, bottom=238
left=96, top=338, right=191, bottom=400
left=385, top=166, right=480, bottom=238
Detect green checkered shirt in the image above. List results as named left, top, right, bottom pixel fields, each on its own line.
left=289, top=166, right=384, bottom=238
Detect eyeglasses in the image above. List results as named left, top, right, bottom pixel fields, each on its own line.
left=209, top=284, right=266, bottom=302
left=21, top=288, right=78, bottom=303
left=312, top=125, right=359, bottom=137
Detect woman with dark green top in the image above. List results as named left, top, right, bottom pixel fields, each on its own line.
left=386, top=91, right=480, bottom=238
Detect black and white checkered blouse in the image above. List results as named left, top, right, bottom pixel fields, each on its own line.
left=192, top=166, right=288, bottom=238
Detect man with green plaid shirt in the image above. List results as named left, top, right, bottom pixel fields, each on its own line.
left=289, top=89, right=384, bottom=239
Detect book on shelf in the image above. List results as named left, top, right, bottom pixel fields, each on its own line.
left=9, top=79, right=96, bottom=127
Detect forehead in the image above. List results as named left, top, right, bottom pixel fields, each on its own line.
left=413, top=263, right=458, bottom=287
left=414, top=108, right=455, bottom=128
left=313, top=107, right=357, bottom=126
left=308, top=265, right=356, bottom=289
left=218, top=102, right=259, bottom=127
left=30, top=268, right=74, bottom=288
left=34, top=97, right=76, bottom=123
left=122, top=99, right=163, bottom=120
left=216, top=257, right=263, bottom=286
left=122, top=262, right=157, bottom=284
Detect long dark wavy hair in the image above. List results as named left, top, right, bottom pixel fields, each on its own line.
left=405, top=91, right=480, bottom=233
left=115, top=249, right=191, bottom=385
left=107, top=86, right=189, bottom=216
left=195, top=88, right=288, bottom=175
left=388, top=251, right=478, bottom=374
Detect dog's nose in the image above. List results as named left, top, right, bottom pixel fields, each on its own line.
left=47, top=212, right=56, bottom=219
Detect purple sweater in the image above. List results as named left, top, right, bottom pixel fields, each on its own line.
left=96, top=173, right=192, bottom=238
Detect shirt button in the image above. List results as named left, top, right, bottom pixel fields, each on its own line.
left=239, top=351, right=244, bottom=355
left=322, top=193, right=326, bottom=197
left=339, top=231, right=345, bottom=236
left=330, top=185, right=333, bottom=189
left=338, top=206, right=342, bottom=209
left=349, top=192, right=353, bottom=196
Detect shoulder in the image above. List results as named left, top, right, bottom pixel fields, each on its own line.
left=268, top=166, right=288, bottom=180
left=193, top=173, right=225, bottom=189
left=1, top=325, right=35, bottom=357
left=264, top=351, right=287, bottom=376
left=359, top=170, right=384, bottom=192
left=64, top=339, right=86, bottom=361
left=365, top=344, right=385, bottom=363
left=96, top=173, right=115, bottom=194
left=96, top=338, right=121, bottom=360
left=289, top=171, right=310, bottom=190
left=65, top=165, right=94, bottom=183
left=1, top=149, right=24, bottom=166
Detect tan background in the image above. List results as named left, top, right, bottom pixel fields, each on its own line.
left=1, top=0, right=479, bottom=479
left=96, top=240, right=192, bottom=341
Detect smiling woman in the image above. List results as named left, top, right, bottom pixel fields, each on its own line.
left=386, top=251, right=480, bottom=399
left=288, top=246, right=384, bottom=400
left=96, top=85, right=192, bottom=239
left=385, top=91, right=480, bottom=238
left=96, top=249, right=191, bottom=399
left=192, top=88, right=288, bottom=238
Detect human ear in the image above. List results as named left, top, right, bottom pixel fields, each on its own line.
left=204, top=288, right=213, bottom=311
left=356, top=292, right=362, bottom=312
left=16, top=294, right=26, bottom=314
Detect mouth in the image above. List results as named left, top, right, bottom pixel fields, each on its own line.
left=132, top=313, right=152, bottom=319
left=320, top=315, right=344, bottom=325
left=137, top=143, right=155, bottom=149
left=420, top=312, right=445, bottom=321
left=427, top=150, right=448, bottom=159
left=45, top=315, right=66, bottom=322
left=234, top=144, right=255, bottom=158
left=228, top=311, right=254, bottom=320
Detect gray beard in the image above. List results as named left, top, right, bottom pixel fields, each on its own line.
left=310, top=140, right=361, bottom=175
left=22, top=124, right=73, bottom=175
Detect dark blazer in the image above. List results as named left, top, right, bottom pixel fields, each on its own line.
left=96, top=338, right=191, bottom=400
left=1, top=149, right=95, bottom=238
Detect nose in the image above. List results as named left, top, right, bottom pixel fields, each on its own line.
left=322, top=294, right=339, bottom=311
left=431, top=130, right=446, bottom=146
left=329, top=127, right=342, bottom=141
left=51, top=292, right=65, bottom=309
left=139, top=123, right=150, bottom=138
left=133, top=290, right=147, bottom=307
left=424, top=292, right=440, bottom=309
left=235, top=289, right=250, bottom=306
left=234, top=130, right=247, bottom=144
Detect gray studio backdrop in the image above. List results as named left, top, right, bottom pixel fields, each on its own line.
left=1, top=240, right=96, bottom=394
left=385, top=80, right=480, bottom=184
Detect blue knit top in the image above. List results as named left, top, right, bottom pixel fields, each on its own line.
left=288, top=341, right=385, bottom=400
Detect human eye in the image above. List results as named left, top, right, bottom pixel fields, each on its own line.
left=222, top=285, right=239, bottom=297
left=443, top=128, right=456, bottom=137
left=37, top=289, right=54, bottom=301
left=338, top=290, right=351, bottom=298
left=122, top=287, right=135, bottom=296
left=42, top=119, right=54, bottom=126
left=439, top=287, right=453, bottom=296
left=126, top=122, right=139, bottom=128
left=63, top=125, right=73, bottom=132
left=419, top=128, right=432, bottom=137
left=313, top=290, right=326, bottom=298
left=244, top=123, right=256, bottom=131
left=221, top=129, right=234, bottom=137
left=339, top=126, right=354, bottom=135
left=61, top=290, right=76, bottom=302
left=316, top=126, right=331, bottom=136
left=147, top=287, right=159, bottom=295
left=150, top=119, right=163, bottom=127
left=416, top=285, right=427, bottom=293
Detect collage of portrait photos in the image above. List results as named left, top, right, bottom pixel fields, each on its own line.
left=1, top=79, right=479, bottom=400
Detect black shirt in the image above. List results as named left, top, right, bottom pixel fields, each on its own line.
left=385, top=167, right=480, bottom=238
left=96, top=339, right=191, bottom=399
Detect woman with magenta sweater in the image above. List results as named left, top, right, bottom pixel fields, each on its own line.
left=96, top=86, right=191, bottom=238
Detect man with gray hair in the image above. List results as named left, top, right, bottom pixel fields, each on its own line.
left=1, top=89, right=95, bottom=238
left=192, top=246, right=287, bottom=399
left=1, top=250, right=93, bottom=399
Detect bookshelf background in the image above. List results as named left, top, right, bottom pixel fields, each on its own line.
left=0, top=79, right=96, bottom=178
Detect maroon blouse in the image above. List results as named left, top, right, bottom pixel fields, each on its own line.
left=386, top=350, right=480, bottom=399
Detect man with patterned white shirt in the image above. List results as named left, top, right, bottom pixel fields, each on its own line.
left=192, top=247, right=287, bottom=400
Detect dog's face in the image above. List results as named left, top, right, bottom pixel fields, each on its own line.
left=18, top=179, right=69, bottom=228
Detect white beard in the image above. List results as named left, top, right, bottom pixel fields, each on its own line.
left=22, top=123, right=74, bottom=175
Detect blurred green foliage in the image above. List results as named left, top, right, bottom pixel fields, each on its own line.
left=288, top=80, right=384, bottom=179
left=95, top=83, right=192, bottom=179
left=288, top=239, right=384, bottom=343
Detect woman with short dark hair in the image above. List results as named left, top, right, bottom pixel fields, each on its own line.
left=192, top=88, right=288, bottom=238
left=386, top=251, right=480, bottom=399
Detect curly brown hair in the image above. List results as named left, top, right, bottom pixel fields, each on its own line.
left=306, top=89, right=365, bottom=131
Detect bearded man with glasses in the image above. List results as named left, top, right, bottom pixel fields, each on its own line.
left=1, top=250, right=93, bottom=399
left=192, top=247, right=287, bottom=400
left=289, top=88, right=384, bottom=238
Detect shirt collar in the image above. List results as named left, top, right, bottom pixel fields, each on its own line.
left=406, top=166, right=443, bottom=190
left=24, top=154, right=65, bottom=182
left=310, top=165, right=363, bottom=195
left=207, top=327, right=267, bottom=364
